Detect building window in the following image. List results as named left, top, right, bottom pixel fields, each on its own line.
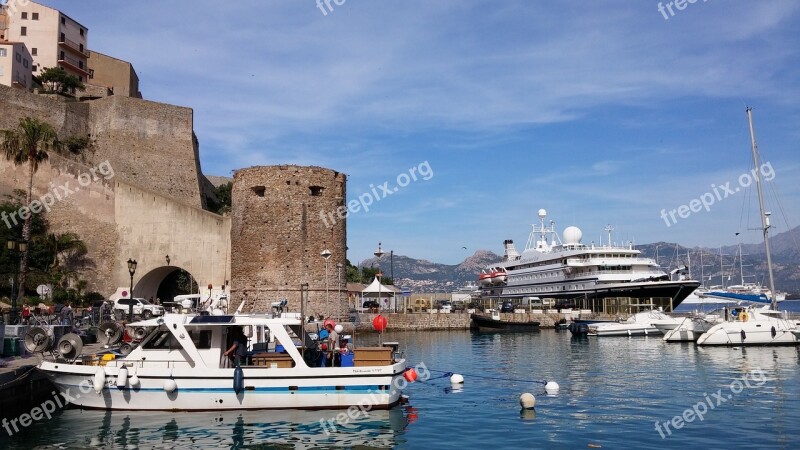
left=0, top=65, right=4, bottom=76
left=32, top=13, right=39, bottom=20
left=23, top=59, right=28, bottom=68
left=20, top=27, right=27, bottom=36
left=80, top=28, right=84, bottom=36
left=31, top=48, right=37, bottom=56
left=21, top=12, right=27, bottom=19
left=15, top=52, right=21, bottom=62
left=0, top=49, right=6, bottom=57
left=32, top=65, right=37, bottom=72
left=60, top=32, right=65, bottom=42
left=78, top=60, right=83, bottom=69
left=61, top=17, right=66, bottom=25
left=309, top=186, right=324, bottom=196
left=251, top=186, right=266, bottom=197
left=79, top=44, right=84, bottom=52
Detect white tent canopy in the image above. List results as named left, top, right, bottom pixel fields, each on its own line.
left=360, top=277, right=398, bottom=311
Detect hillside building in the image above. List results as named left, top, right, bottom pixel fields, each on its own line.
left=0, top=41, right=32, bottom=89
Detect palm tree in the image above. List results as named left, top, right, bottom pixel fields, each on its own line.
left=1, top=117, right=60, bottom=302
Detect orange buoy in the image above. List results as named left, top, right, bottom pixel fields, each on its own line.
left=372, top=315, right=388, bottom=332
left=404, top=369, right=418, bottom=382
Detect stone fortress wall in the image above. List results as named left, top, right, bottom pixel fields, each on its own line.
left=0, top=85, right=345, bottom=313
left=0, top=84, right=226, bottom=297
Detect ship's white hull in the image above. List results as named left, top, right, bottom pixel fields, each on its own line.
left=39, top=361, right=406, bottom=411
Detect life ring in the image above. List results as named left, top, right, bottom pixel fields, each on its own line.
left=740, top=312, right=749, bottom=322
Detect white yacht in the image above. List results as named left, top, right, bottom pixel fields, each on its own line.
left=696, top=108, right=798, bottom=346
left=478, top=210, right=700, bottom=311
left=695, top=305, right=798, bottom=346
left=587, top=309, right=679, bottom=337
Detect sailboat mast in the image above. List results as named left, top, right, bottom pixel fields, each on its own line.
left=745, top=107, right=777, bottom=310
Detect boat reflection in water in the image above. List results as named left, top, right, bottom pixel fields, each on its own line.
left=18, top=407, right=410, bottom=449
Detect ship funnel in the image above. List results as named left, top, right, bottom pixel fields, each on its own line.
left=503, top=239, right=520, bottom=261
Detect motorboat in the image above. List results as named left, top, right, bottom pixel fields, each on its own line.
left=587, top=309, right=677, bottom=337
left=695, top=305, right=798, bottom=346
left=470, top=310, right=540, bottom=332
left=31, top=313, right=409, bottom=411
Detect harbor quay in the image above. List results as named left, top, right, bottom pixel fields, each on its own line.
left=347, top=311, right=614, bottom=331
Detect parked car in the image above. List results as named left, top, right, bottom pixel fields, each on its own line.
left=500, top=301, right=514, bottom=313
left=113, top=297, right=165, bottom=319
left=437, top=301, right=453, bottom=313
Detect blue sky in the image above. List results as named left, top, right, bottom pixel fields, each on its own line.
left=36, top=0, right=800, bottom=265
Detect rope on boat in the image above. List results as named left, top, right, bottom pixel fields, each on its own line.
left=417, top=368, right=548, bottom=385
left=0, top=365, right=38, bottom=389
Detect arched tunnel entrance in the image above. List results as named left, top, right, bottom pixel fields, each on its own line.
left=133, top=266, right=199, bottom=303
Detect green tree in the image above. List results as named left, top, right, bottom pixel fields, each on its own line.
left=39, top=67, right=85, bottom=95
left=206, top=181, right=232, bottom=215
left=1, top=117, right=61, bottom=303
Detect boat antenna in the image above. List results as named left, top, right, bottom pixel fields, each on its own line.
left=746, top=107, right=777, bottom=310
left=604, top=225, right=614, bottom=247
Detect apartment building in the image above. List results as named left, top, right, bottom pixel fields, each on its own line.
left=87, top=50, right=142, bottom=98
left=2, top=0, right=90, bottom=82
left=0, top=41, right=33, bottom=89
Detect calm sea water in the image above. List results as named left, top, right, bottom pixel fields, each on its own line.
left=2, top=304, right=799, bottom=449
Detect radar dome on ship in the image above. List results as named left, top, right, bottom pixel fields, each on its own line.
left=563, top=226, right=582, bottom=245
left=538, top=209, right=547, bottom=219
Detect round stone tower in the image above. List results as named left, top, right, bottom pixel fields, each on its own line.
left=230, top=165, right=347, bottom=318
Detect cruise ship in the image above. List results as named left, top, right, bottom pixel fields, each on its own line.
left=478, top=210, right=700, bottom=312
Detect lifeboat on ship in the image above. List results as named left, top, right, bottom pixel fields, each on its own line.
left=490, top=269, right=507, bottom=285
left=478, top=271, right=493, bottom=286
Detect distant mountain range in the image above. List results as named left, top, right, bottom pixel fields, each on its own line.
left=360, top=226, right=800, bottom=295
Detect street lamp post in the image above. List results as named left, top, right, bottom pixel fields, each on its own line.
left=336, top=263, right=343, bottom=317
left=7, top=240, right=27, bottom=324
left=127, top=258, right=137, bottom=322
left=390, top=250, right=394, bottom=312
left=374, top=243, right=384, bottom=312
left=321, top=249, right=331, bottom=317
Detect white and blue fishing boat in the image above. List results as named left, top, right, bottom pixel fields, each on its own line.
left=33, top=313, right=408, bottom=411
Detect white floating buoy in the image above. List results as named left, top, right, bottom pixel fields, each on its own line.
left=164, top=378, right=177, bottom=393
left=450, top=373, right=464, bottom=385
left=93, top=368, right=106, bottom=394
left=545, top=381, right=560, bottom=394
left=519, top=392, right=536, bottom=409
left=334, top=324, right=344, bottom=334
left=116, top=366, right=128, bottom=389
left=129, top=373, right=140, bottom=387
